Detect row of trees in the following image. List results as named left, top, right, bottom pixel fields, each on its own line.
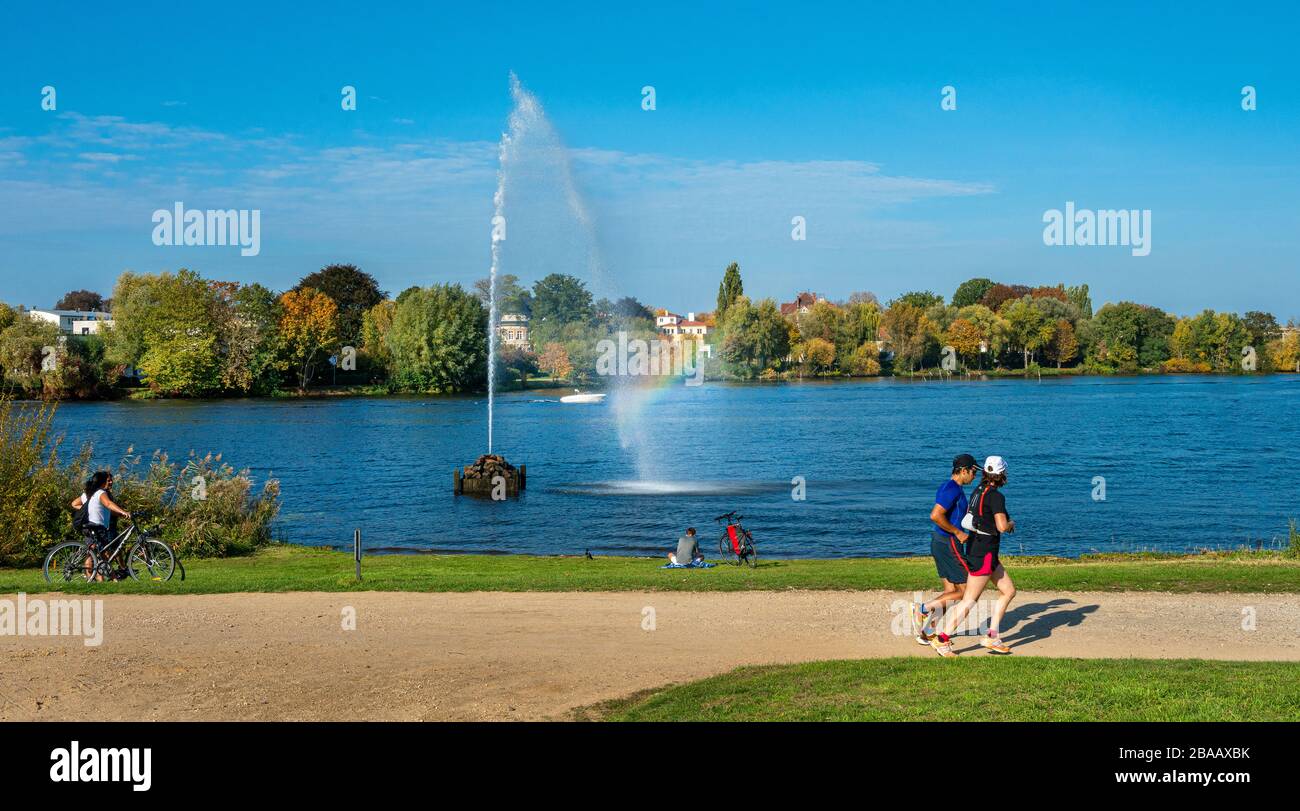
left=0, top=264, right=666, bottom=396
left=711, top=269, right=1298, bottom=378
left=3, top=263, right=1297, bottom=397
left=0, top=265, right=489, bottom=397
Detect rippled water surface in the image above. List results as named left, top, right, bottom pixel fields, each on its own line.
left=51, top=375, right=1299, bottom=558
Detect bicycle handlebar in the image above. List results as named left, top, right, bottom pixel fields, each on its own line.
left=714, top=511, right=740, bottom=522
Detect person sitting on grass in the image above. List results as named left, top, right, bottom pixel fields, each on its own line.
left=668, top=527, right=703, bottom=565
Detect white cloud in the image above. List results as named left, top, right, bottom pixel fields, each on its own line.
left=0, top=113, right=997, bottom=302
left=79, top=152, right=138, bottom=163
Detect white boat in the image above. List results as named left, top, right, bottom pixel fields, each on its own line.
left=560, top=391, right=606, bottom=404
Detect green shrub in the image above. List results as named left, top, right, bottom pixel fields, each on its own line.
left=0, top=393, right=280, bottom=565
left=0, top=395, right=83, bottom=562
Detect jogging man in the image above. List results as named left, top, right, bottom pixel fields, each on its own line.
left=911, top=453, right=980, bottom=643
left=930, top=455, right=1017, bottom=656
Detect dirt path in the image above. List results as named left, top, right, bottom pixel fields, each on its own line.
left=3, top=589, right=1298, bottom=721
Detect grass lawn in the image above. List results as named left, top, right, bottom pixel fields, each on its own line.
left=2, top=543, right=1299, bottom=595
left=582, top=657, right=1300, bottom=721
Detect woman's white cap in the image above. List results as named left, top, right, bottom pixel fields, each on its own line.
left=984, top=455, right=1008, bottom=475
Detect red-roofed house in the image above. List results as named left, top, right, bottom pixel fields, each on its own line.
left=780, top=292, right=819, bottom=316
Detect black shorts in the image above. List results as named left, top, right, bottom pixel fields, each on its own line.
left=930, top=531, right=968, bottom=584
left=963, top=534, right=1001, bottom=577
left=82, top=524, right=110, bottom=550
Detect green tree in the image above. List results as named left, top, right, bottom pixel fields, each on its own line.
left=951, top=278, right=996, bottom=308
left=530, top=274, right=594, bottom=338
left=1169, top=310, right=1252, bottom=371
left=105, top=270, right=223, bottom=395
left=835, top=301, right=880, bottom=363
left=1066, top=284, right=1093, bottom=319
left=881, top=301, right=931, bottom=372
left=1002, top=297, right=1055, bottom=368
left=924, top=302, right=958, bottom=339
left=0, top=316, right=60, bottom=392
left=891, top=290, right=945, bottom=310
left=387, top=284, right=487, bottom=393
left=844, top=342, right=882, bottom=376
left=475, top=273, right=533, bottom=316
left=42, top=335, right=106, bottom=399
left=103, top=271, right=158, bottom=371
left=720, top=297, right=790, bottom=378
left=211, top=282, right=281, bottom=394
left=716, top=262, right=744, bottom=322
left=955, top=304, right=1011, bottom=362
left=499, top=345, right=539, bottom=388
left=1089, top=302, right=1175, bottom=371
left=802, top=337, right=836, bottom=377
left=1268, top=330, right=1300, bottom=372
left=294, top=264, right=386, bottom=348
left=360, top=300, right=397, bottom=379
left=1243, top=311, right=1280, bottom=370
left=597, top=296, right=655, bottom=327
left=1044, top=319, right=1079, bottom=368
left=795, top=299, right=843, bottom=344
left=54, top=289, right=106, bottom=312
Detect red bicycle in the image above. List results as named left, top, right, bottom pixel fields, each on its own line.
left=715, top=511, right=757, bottom=567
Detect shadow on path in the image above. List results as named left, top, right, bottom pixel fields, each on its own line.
left=952, top=599, right=1100, bottom=652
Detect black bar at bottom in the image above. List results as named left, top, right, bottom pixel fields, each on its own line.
left=1, top=721, right=1289, bottom=798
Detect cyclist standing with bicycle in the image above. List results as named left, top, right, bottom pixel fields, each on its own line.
left=71, top=471, right=131, bottom=580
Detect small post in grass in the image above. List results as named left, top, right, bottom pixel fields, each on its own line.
left=354, top=528, right=362, bottom=582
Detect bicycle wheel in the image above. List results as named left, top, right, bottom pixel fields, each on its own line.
left=43, top=541, right=97, bottom=584
left=126, top=539, right=177, bottom=582
left=743, top=544, right=758, bottom=568
left=718, top=531, right=737, bottom=564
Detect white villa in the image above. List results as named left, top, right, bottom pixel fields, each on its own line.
left=655, top=310, right=684, bottom=330
left=497, top=313, right=531, bottom=350
left=656, top=310, right=714, bottom=357
left=28, top=308, right=114, bottom=335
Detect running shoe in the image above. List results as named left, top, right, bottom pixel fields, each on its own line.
left=980, top=637, right=1012, bottom=655
left=910, top=603, right=929, bottom=638
left=929, top=636, right=956, bottom=657
left=915, top=632, right=932, bottom=646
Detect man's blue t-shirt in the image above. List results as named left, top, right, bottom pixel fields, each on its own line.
left=932, top=479, right=968, bottom=537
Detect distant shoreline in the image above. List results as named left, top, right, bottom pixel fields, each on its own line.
left=19, top=367, right=1299, bottom=403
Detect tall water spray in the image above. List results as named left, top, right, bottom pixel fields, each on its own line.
left=487, top=137, right=509, bottom=453
left=486, top=74, right=653, bottom=475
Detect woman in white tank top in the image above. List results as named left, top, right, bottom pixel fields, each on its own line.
left=71, top=471, right=132, bottom=534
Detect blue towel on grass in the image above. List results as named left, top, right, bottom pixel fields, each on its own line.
left=661, top=560, right=715, bottom=569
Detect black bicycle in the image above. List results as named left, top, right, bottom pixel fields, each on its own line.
left=715, top=511, right=758, bottom=567
left=43, top=512, right=178, bottom=584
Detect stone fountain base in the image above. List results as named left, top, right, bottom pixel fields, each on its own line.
left=454, top=454, right=525, bottom=497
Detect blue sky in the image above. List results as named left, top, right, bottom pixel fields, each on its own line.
left=2, top=1, right=1297, bottom=320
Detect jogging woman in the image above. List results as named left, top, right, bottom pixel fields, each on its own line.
left=930, top=456, right=1016, bottom=656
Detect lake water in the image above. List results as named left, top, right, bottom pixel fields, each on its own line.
left=50, top=375, right=1299, bottom=558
